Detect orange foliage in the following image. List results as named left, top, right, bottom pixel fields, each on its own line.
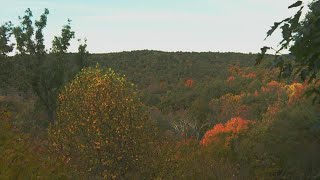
left=49, top=66, right=157, bottom=178
left=267, top=81, right=281, bottom=87
left=176, top=136, right=198, bottom=148
left=242, top=72, right=256, bottom=79
left=200, top=117, right=253, bottom=146
left=235, top=105, right=250, bottom=118
left=185, top=79, right=194, bottom=87
left=210, top=93, right=246, bottom=122
left=228, top=65, right=242, bottom=75
left=254, top=80, right=307, bottom=106
left=227, top=76, right=235, bottom=82
left=266, top=103, right=280, bottom=116
left=286, top=82, right=305, bottom=104
left=261, top=81, right=284, bottom=93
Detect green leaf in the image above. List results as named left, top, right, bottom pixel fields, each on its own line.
left=264, top=18, right=291, bottom=40
left=288, top=1, right=302, bottom=9
left=265, top=22, right=282, bottom=40
left=289, top=7, right=303, bottom=30
left=281, top=23, right=291, bottom=41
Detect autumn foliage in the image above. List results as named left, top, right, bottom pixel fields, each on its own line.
left=286, top=82, right=305, bottom=104
left=227, top=76, right=235, bottom=83
left=185, top=79, right=194, bottom=87
left=48, top=66, right=157, bottom=178
left=210, top=93, right=247, bottom=122
left=0, top=105, right=11, bottom=122
left=200, top=117, right=253, bottom=146
left=242, top=72, right=256, bottom=79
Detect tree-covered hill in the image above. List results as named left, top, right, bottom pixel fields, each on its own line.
left=2, top=2, right=320, bottom=178
left=88, top=50, right=259, bottom=88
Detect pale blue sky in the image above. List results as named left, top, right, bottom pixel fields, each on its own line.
left=0, top=0, right=312, bottom=53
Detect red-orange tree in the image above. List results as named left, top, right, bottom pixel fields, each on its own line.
left=200, top=117, right=253, bottom=146
left=48, top=66, right=158, bottom=179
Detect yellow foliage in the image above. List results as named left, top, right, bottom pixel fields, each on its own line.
left=49, top=65, right=158, bottom=178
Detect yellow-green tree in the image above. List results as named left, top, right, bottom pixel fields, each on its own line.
left=48, top=66, right=158, bottom=179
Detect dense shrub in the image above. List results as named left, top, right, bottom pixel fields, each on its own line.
left=236, top=102, right=320, bottom=178
left=0, top=103, right=73, bottom=179
left=49, top=66, right=159, bottom=178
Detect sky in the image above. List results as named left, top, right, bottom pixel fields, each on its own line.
left=0, top=0, right=313, bottom=54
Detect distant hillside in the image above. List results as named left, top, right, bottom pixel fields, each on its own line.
left=88, top=50, right=261, bottom=88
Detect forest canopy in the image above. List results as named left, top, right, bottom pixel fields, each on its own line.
left=1, top=1, right=320, bottom=179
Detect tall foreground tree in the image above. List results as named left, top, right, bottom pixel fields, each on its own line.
left=256, top=0, right=320, bottom=101
left=0, top=8, right=79, bottom=122
left=76, top=38, right=89, bottom=69
left=0, top=22, right=14, bottom=57
left=0, top=22, right=14, bottom=90
left=32, top=18, right=75, bottom=122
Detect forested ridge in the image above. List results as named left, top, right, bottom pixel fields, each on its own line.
left=1, top=1, right=320, bottom=179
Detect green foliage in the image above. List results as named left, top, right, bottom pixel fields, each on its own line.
left=48, top=66, right=159, bottom=178
left=236, top=103, right=320, bottom=178
left=12, top=8, right=36, bottom=55
left=35, top=8, right=49, bottom=55
left=0, top=22, right=14, bottom=57
left=160, top=87, right=197, bottom=112
left=1, top=49, right=319, bottom=178
left=1, top=5, right=319, bottom=177
left=3, top=8, right=77, bottom=123
left=0, top=103, right=75, bottom=179
left=187, top=97, right=213, bottom=137
left=167, top=138, right=239, bottom=179
left=0, top=58, right=15, bottom=92
left=76, top=38, right=89, bottom=69
left=257, top=0, right=320, bottom=101
left=51, top=19, right=75, bottom=54
left=89, top=51, right=257, bottom=88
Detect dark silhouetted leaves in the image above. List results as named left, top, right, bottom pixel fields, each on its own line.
left=290, top=7, right=303, bottom=29
left=257, top=0, right=320, bottom=102
left=255, top=46, right=270, bottom=65
left=265, top=22, right=282, bottom=40
left=300, top=69, right=310, bottom=81
left=272, top=55, right=284, bottom=68
left=281, top=64, right=293, bottom=78
left=264, top=18, right=291, bottom=40
left=288, top=1, right=302, bottom=9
